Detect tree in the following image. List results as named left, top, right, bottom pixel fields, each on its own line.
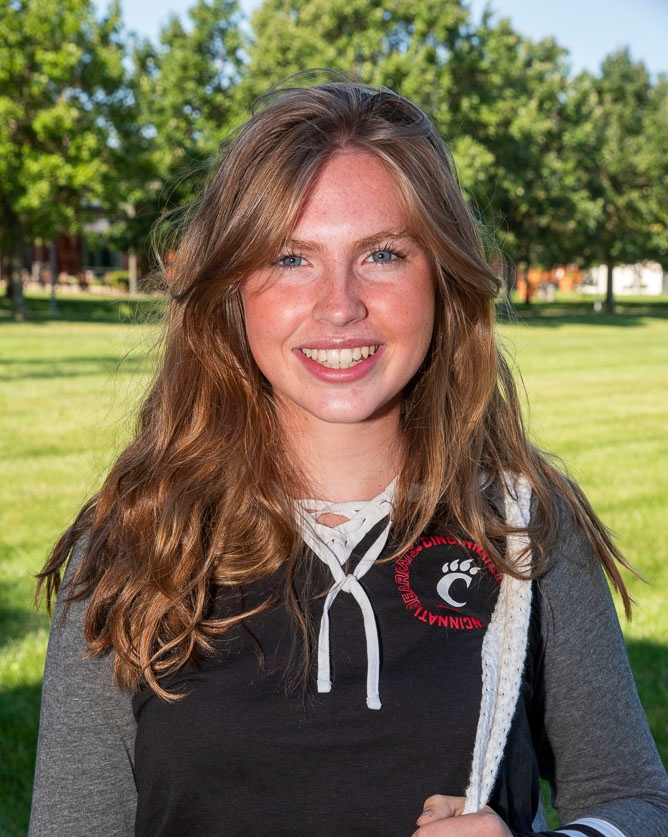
left=130, top=0, right=246, bottom=212
left=92, top=0, right=247, bottom=286
left=0, top=0, right=127, bottom=318
left=641, top=75, right=668, bottom=262
left=441, top=14, right=589, bottom=300
left=567, top=50, right=668, bottom=312
left=245, top=0, right=471, bottom=119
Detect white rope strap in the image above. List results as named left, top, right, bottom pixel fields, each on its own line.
left=463, top=474, right=533, bottom=814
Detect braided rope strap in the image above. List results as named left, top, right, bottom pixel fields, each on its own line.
left=463, top=474, right=533, bottom=814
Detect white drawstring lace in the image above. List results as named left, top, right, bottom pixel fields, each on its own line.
left=294, top=481, right=395, bottom=710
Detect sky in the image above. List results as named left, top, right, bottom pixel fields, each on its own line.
left=99, top=0, right=668, bottom=77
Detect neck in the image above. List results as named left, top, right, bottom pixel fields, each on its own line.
left=280, top=411, right=404, bottom=503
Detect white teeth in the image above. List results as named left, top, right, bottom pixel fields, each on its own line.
left=300, top=345, right=379, bottom=369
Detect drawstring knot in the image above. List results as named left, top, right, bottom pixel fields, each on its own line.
left=294, top=481, right=395, bottom=710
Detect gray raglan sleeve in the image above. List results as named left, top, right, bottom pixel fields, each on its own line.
left=535, top=502, right=668, bottom=836
left=28, top=547, right=137, bottom=837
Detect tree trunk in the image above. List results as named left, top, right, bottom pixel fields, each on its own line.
left=49, top=240, right=58, bottom=315
left=7, top=244, right=26, bottom=321
left=128, top=248, right=138, bottom=295
left=605, top=259, right=616, bottom=314
left=520, top=253, right=531, bottom=305
left=1, top=250, right=9, bottom=298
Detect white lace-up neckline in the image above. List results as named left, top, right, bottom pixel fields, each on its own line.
left=294, top=480, right=396, bottom=710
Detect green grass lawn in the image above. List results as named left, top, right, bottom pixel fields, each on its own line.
left=1, top=292, right=667, bottom=835
left=501, top=306, right=668, bottom=763
left=0, top=293, right=161, bottom=836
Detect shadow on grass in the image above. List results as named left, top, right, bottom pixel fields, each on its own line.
left=3, top=291, right=668, bottom=329
left=498, top=297, right=668, bottom=328
left=627, top=637, right=668, bottom=766
left=0, top=353, right=152, bottom=383
left=0, top=579, right=49, bottom=655
left=0, top=681, right=42, bottom=837
left=0, top=292, right=166, bottom=326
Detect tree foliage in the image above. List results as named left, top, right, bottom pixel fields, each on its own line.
left=0, top=0, right=127, bottom=316
left=98, top=0, right=247, bottom=279
left=134, top=0, right=246, bottom=197
left=444, top=17, right=576, bottom=271
left=245, top=0, right=469, bottom=111
left=565, top=50, right=668, bottom=310
left=1, top=0, right=665, bottom=317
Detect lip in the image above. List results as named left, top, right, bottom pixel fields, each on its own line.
left=294, top=344, right=383, bottom=383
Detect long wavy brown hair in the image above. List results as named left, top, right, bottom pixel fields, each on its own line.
left=38, top=79, right=632, bottom=698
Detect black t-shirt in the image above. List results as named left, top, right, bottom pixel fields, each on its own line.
left=132, top=524, right=542, bottom=837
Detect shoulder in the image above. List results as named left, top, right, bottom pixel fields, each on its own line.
left=533, top=493, right=615, bottom=630
left=529, top=489, right=636, bottom=724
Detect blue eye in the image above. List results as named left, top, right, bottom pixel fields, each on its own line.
left=370, top=249, right=397, bottom=263
left=278, top=254, right=305, bottom=267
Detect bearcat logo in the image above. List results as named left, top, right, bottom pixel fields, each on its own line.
left=393, top=534, right=501, bottom=631
left=437, top=559, right=480, bottom=607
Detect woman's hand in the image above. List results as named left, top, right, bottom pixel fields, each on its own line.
left=412, top=795, right=513, bottom=837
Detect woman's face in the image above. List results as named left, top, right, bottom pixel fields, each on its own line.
left=241, top=150, right=435, bottom=437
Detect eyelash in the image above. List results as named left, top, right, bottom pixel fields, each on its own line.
left=369, top=244, right=406, bottom=264
left=275, top=253, right=305, bottom=269
left=272, top=242, right=408, bottom=269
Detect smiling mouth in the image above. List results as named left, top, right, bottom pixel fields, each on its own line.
left=299, top=345, right=379, bottom=369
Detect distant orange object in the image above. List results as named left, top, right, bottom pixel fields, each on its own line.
left=515, top=265, right=583, bottom=299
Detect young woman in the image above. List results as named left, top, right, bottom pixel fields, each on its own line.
left=29, top=80, right=668, bottom=837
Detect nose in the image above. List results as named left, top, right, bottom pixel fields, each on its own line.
left=313, top=265, right=367, bottom=326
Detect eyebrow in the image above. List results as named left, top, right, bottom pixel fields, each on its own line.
left=281, top=228, right=420, bottom=253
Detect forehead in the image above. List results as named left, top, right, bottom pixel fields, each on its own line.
left=289, top=150, right=413, bottom=241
